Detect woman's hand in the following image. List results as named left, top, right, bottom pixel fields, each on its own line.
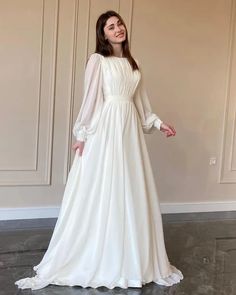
left=160, top=123, right=176, bottom=137
left=72, top=141, right=85, bottom=156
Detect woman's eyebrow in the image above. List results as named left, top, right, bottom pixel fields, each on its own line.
left=106, top=20, right=121, bottom=28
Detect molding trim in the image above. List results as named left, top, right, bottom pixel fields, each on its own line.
left=220, top=0, right=236, bottom=183
left=0, top=0, right=59, bottom=185
left=66, top=0, right=91, bottom=183
left=1, top=201, right=236, bottom=221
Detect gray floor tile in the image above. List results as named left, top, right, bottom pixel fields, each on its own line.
left=1, top=219, right=236, bottom=295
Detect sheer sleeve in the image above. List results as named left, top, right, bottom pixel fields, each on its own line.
left=72, top=53, right=104, bottom=142
left=133, top=62, right=163, bottom=133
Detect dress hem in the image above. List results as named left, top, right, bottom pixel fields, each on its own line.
left=15, top=266, right=183, bottom=290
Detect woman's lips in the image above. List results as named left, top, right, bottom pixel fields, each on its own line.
left=117, top=32, right=124, bottom=37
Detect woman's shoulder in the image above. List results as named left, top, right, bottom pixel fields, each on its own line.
left=88, top=52, right=105, bottom=62
left=85, top=53, right=105, bottom=69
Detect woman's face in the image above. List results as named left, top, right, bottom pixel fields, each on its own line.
left=103, top=16, right=126, bottom=45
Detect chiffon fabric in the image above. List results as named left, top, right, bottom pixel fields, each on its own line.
left=15, top=53, right=183, bottom=290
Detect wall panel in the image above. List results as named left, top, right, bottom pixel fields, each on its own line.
left=0, top=0, right=58, bottom=185
left=220, top=0, right=236, bottom=183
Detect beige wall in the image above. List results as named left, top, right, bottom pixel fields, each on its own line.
left=132, top=0, right=236, bottom=210
left=0, top=0, right=235, bottom=219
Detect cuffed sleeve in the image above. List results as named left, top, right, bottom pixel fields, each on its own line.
left=133, top=62, right=163, bottom=133
left=72, top=53, right=104, bottom=142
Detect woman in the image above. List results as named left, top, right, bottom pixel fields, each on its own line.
left=15, top=10, right=183, bottom=290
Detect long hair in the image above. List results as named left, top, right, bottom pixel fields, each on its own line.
left=95, top=10, right=139, bottom=71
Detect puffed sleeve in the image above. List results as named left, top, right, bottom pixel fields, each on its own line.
left=72, top=53, right=104, bottom=142
left=133, top=62, right=163, bottom=133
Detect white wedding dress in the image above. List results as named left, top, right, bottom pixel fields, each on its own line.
left=15, top=53, right=183, bottom=290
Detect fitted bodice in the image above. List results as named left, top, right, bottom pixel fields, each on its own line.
left=100, top=56, right=141, bottom=102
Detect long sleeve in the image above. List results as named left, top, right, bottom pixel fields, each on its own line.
left=133, top=63, right=163, bottom=133
left=72, top=53, right=104, bottom=142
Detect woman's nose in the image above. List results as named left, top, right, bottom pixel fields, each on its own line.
left=115, top=25, right=121, bottom=32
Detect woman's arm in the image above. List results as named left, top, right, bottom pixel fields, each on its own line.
left=72, top=53, right=104, bottom=142
left=133, top=62, right=176, bottom=137
left=133, top=63, right=163, bottom=133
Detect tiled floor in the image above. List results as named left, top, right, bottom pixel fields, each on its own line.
left=1, top=217, right=236, bottom=295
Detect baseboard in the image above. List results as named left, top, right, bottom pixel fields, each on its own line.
left=0, top=201, right=236, bottom=221
left=160, top=201, right=236, bottom=214
left=0, top=206, right=60, bottom=221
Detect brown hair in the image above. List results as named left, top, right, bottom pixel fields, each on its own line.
left=95, top=10, right=139, bottom=71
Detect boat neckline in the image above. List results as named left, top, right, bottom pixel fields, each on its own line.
left=96, top=53, right=127, bottom=59
left=109, top=56, right=126, bottom=59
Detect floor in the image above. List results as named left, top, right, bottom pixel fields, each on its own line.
left=0, top=215, right=236, bottom=295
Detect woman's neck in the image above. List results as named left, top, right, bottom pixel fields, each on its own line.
left=112, top=44, right=123, bottom=57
